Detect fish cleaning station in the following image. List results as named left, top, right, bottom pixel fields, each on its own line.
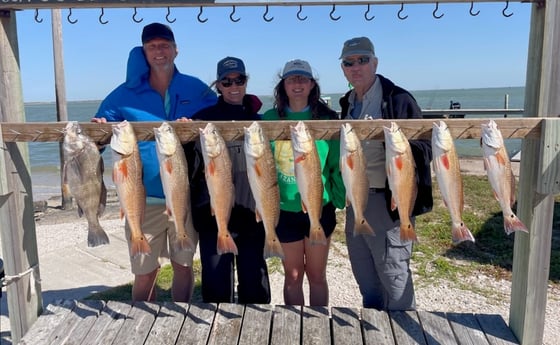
left=1, top=1, right=559, bottom=344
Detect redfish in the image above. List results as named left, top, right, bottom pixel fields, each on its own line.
left=62, top=121, right=109, bottom=247
left=340, top=123, right=374, bottom=236
left=481, top=120, right=528, bottom=234
left=431, top=121, right=475, bottom=244
left=199, top=123, right=238, bottom=255
left=154, top=122, right=196, bottom=252
left=290, top=121, right=326, bottom=245
left=111, top=120, right=150, bottom=258
left=383, top=121, right=418, bottom=242
left=244, top=121, right=284, bottom=259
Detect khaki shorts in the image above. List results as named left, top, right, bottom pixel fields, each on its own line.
left=125, top=204, right=198, bottom=275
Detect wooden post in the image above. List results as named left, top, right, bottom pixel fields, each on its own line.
left=51, top=9, right=72, bottom=209
left=0, top=10, right=43, bottom=342
left=510, top=1, right=560, bottom=344
left=504, top=94, right=509, bottom=118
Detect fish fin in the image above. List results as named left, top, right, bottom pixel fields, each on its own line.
left=504, top=213, right=528, bottom=234
left=207, top=159, right=216, bottom=175
left=164, top=160, right=173, bottom=175
left=301, top=201, right=308, bottom=214
left=482, top=157, right=489, bottom=171
left=263, top=237, right=285, bottom=259
left=496, top=151, right=507, bottom=166
left=217, top=231, right=238, bottom=255
left=400, top=222, right=418, bottom=242
left=441, top=153, right=450, bottom=170
left=255, top=162, right=263, bottom=177
left=294, top=154, right=306, bottom=164
left=390, top=197, right=397, bottom=211
left=492, top=190, right=500, bottom=202
left=165, top=206, right=173, bottom=219
left=395, top=155, right=403, bottom=171
left=346, top=155, right=354, bottom=170
left=309, top=224, right=327, bottom=245
left=130, top=236, right=152, bottom=259
left=255, top=209, right=262, bottom=223
left=210, top=206, right=215, bottom=217
left=354, top=218, right=375, bottom=237
left=451, top=222, right=475, bottom=245
left=87, top=222, right=110, bottom=248
left=509, top=171, right=517, bottom=207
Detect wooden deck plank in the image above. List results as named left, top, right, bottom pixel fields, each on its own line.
left=80, top=300, right=132, bottom=345
left=176, top=302, right=217, bottom=345
left=331, top=307, right=363, bottom=345
left=207, top=303, right=244, bottom=345
left=475, top=314, right=519, bottom=345
left=447, top=312, right=489, bottom=345
left=144, top=302, right=188, bottom=345
left=417, top=311, right=457, bottom=345
left=238, top=304, right=273, bottom=345
left=270, top=305, right=301, bottom=345
left=302, top=306, right=331, bottom=345
left=49, top=300, right=105, bottom=345
left=112, top=301, right=160, bottom=345
left=389, top=311, right=427, bottom=345
left=361, top=308, right=396, bottom=345
left=18, top=299, right=77, bottom=345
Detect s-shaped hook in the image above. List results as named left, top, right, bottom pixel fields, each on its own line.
left=330, top=4, right=341, bottom=21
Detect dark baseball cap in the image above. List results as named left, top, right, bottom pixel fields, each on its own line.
left=217, top=57, right=246, bottom=80
left=141, top=23, right=175, bottom=44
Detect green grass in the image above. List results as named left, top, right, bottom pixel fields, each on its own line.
left=87, top=175, right=560, bottom=302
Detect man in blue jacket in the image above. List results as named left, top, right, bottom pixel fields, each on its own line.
left=93, top=23, right=217, bottom=302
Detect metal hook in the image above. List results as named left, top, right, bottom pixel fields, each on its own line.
left=67, top=8, right=78, bottom=24
left=197, top=6, right=208, bottom=23
left=34, top=9, right=43, bottom=23
left=297, top=5, right=307, bottom=21
left=364, top=4, right=375, bottom=21
left=433, top=2, right=444, bottom=19
left=330, top=4, right=341, bottom=21
left=263, top=5, right=273, bottom=22
left=132, top=7, right=143, bottom=23
left=230, top=5, right=240, bottom=22
left=99, top=8, right=108, bottom=25
left=166, top=7, right=176, bottom=23
left=502, top=1, right=513, bottom=17
left=397, top=3, right=408, bottom=20
left=469, top=2, right=480, bottom=16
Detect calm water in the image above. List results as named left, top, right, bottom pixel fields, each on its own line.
left=24, top=86, right=524, bottom=200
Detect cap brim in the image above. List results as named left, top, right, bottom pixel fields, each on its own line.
left=218, top=70, right=247, bottom=81
left=282, top=70, right=313, bottom=79
left=339, top=50, right=374, bottom=59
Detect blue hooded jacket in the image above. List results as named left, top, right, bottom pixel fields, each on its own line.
left=96, top=46, right=217, bottom=198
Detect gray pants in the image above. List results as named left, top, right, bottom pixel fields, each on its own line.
left=345, top=190, right=416, bottom=310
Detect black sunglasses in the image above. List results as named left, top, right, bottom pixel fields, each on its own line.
left=220, top=76, right=247, bottom=88
left=342, top=56, right=371, bottom=68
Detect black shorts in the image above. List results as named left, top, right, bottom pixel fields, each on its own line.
left=276, top=202, right=337, bottom=243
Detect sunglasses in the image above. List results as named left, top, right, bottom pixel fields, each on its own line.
left=220, top=76, right=247, bottom=88
left=342, top=56, right=371, bottom=68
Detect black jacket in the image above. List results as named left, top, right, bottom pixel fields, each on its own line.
left=339, top=74, right=433, bottom=220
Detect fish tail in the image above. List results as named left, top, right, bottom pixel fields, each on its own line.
left=451, top=222, right=475, bottom=245
left=400, top=222, right=418, bottom=242
left=173, top=234, right=196, bottom=253
left=217, top=231, right=238, bottom=255
left=353, top=218, right=375, bottom=237
left=87, top=222, right=110, bottom=247
left=130, top=237, right=151, bottom=258
left=504, top=214, right=529, bottom=234
left=263, top=238, right=285, bottom=259
left=309, top=223, right=327, bottom=245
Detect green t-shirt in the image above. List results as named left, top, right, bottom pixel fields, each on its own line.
left=262, top=108, right=346, bottom=212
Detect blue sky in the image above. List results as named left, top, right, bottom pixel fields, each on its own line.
left=15, top=2, right=531, bottom=102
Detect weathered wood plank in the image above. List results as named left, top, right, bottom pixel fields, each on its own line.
left=389, top=310, right=427, bottom=345
left=207, top=303, right=244, bottom=345
left=80, top=300, right=133, bottom=345
left=302, top=306, right=331, bottom=345
left=144, top=302, right=188, bottom=345
left=331, top=307, right=363, bottom=345
left=238, top=304, right=273, bottom=345
left=417, top=311, right=457, bottom=345
left=48, top=300, right=105, bottom=345
left=270, top=305, right=301, bottom=345
left=112, top=301, right=159, bottom=345
left=475, top=314, right=519, bottom=345
left=176, top=302, right=217, bottom=345
left=361, top=308, right=396, bottom=345
left=447, top=312, right=489, bottom=345
left=18, top=300, right=76, bottom=345
left=537, top=118, right=560, bottom=194
left=0, top=118, right=546, bottom=143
